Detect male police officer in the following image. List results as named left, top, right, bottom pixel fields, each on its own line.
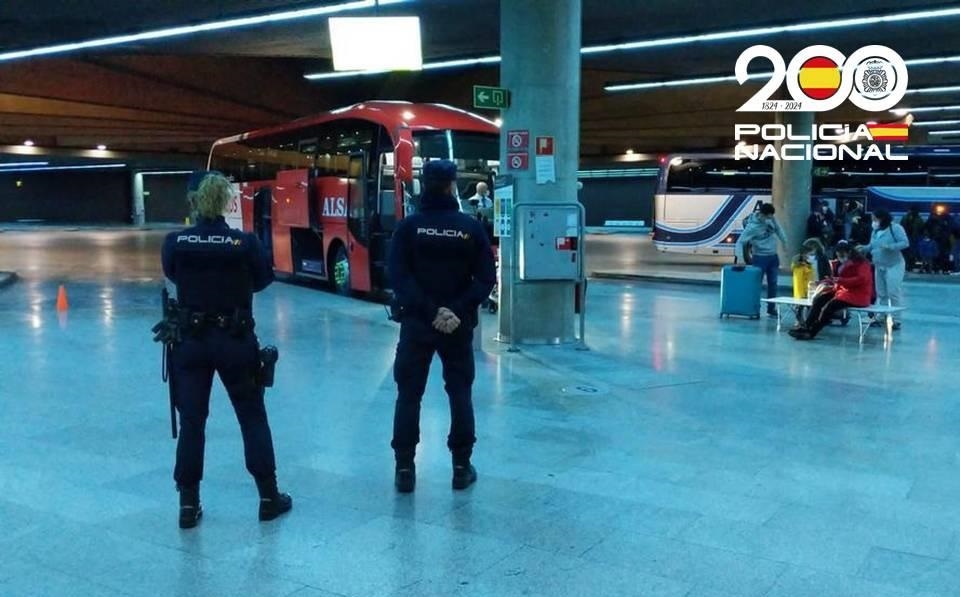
left=161, top=171, right=291, bottom=528
left=388, top=160, right=496, bottom=493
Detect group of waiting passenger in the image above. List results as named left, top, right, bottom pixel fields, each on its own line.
left=900, top=207, right=960, bottom=274
left=809, top=200, right=960, bottom=275
left=736, top=203, right=907, bottom=341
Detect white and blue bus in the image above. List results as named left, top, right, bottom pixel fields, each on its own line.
left=653, top=146, right=960, bottom=255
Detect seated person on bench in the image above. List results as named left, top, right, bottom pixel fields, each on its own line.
left=789, top=245, right=873, bottom=341
left=791, top=237, right=833, bottom=321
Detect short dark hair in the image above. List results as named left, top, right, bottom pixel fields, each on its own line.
left=873, top=208, right=892, bottom=229
left=759, top=203, right=775, bottom=216
left=423, top=159, right=457, bottom=185
left=425, top=179, right=454, bottom=197
left=848, top=245, right=867, bottom=262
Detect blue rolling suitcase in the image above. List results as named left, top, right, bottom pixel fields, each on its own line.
left=720, top=264, right=762, bottom=319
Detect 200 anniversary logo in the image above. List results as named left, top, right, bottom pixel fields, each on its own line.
left=734, top=44, right=909, bottom=161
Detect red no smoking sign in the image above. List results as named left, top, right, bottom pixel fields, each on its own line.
left=507, top=130, right=529, bottom=150
left=507, top=152, right=529, bottom=170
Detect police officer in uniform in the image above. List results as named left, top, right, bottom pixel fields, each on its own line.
left=161, top=171, right=291, bottom=528
left=388, top=160, right=497, bottom=493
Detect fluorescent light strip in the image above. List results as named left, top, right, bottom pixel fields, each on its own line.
left=912, top=119, right=960, bottom=127
left=305, top=54, right=501, bottom=80
left=584, top=6, right=960, bottom=54
left=0, top=161, right=49, bottom=168
left=577, top=168, right=660, bottom=178
left=906, top=85, right=960, bottom=95
left=607, top=72, right=765, bottom=92
left=929, top=130, right=960, bottom=135
left=0, top=164, right=127, bottom=173
left=306, top=5, right=960, bottom=80
left=608, top=53, right=960, bottom=93
left=891, top=104, right=960, bottom=115
left=906, top=56, right=960, bottom=65
left=0, top=0, right=396, bottom=62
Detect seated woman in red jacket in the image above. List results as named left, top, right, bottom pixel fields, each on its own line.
left=789, top=245, right=874, bottom=340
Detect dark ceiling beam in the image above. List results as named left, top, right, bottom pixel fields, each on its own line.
left=0, top=60, right=278, bottom=126
left=0, top=92, right=255, bottom=127
left=0, top=122, right=229, bottom=135
left=0, top=114, right=222, bottom=131
left=52, top=134, right=216, bottom=146
left=81, top=57, right=304, bottom=120
left=95, top=54, right=334, bottom=117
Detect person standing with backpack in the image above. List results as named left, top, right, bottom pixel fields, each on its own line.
left=861, top=208, right=909, bottom=329
left=735, top=203, right=787, bottom=317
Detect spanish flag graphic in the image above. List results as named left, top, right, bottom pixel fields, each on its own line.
left=867, top=123, right=910, bottom=142
left=798, top=56, right=841, bottom=100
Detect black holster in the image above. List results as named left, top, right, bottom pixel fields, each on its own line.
left=258, top=346, right=279, bottom=388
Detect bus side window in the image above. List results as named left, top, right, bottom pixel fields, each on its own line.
left=348, top=152, right=369, bottom=240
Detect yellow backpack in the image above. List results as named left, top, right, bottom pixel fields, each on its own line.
left=792, top=262, right=813, bottom=299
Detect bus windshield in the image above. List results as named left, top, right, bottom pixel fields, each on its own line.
left=413, top=130, right=499, bottom=200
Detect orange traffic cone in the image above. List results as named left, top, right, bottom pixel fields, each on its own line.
left=56, top=285, right=69, bottom=311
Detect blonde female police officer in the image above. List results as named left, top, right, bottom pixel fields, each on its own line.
left=388, top=160, right=497, bottom=493
left=161, top=172, right=291, bottom=528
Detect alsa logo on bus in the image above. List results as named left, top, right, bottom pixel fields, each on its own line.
left=734, top=44, right=910, bottom=161
left=322, top=196, right=347, bottom=217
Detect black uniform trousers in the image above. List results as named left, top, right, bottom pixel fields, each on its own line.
left=391, top=317, right=476, bottom=463
left=171, top=328, right=276, bottom=487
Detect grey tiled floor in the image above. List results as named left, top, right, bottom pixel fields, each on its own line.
left=1, top=229, right=960, bottom=596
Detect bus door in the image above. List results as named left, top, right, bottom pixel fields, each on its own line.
left=253, top=186, right=273, bottom=259
left=370, top=151, right=397, bottom=291
left=275, top=168, right=322, bottom=278
left=345, top=152, right=373, bottom=292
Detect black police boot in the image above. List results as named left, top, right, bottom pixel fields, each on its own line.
left=255, top=475, right=292, bottom=522
left=395, top=454, right=416, bottom=494
left=452, top=457, right=477, bottom=490
left=178, top=484, right=202, bottom=529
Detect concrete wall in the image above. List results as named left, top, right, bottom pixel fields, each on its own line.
left=0, top=171, right=130, bottom=223
left=143, top=174, right=190, bottom=223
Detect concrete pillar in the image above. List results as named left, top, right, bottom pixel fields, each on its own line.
left=772, top=111, right=814, bottom=264
left=497, top=0, right=582, bottom=344
left=131, top=171, right=145, bottom=226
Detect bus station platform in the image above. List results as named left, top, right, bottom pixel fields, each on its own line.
left=587, top=232, right=960, bottom=290
left=1, top=229, right=959, bottom=597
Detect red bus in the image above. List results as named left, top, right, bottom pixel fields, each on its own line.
left=208, top=101, right=500, bottom=295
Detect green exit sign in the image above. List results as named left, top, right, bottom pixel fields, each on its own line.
left=473, top=85, right=510, bottom=110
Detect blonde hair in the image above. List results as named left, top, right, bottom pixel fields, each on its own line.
left=194, top=173, right=232, bottom=219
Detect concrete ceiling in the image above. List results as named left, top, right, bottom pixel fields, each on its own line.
left=0, top=0, right=958, bottom=162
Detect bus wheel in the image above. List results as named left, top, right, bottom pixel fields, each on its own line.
left=331, top=244, right=351, bottom=295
